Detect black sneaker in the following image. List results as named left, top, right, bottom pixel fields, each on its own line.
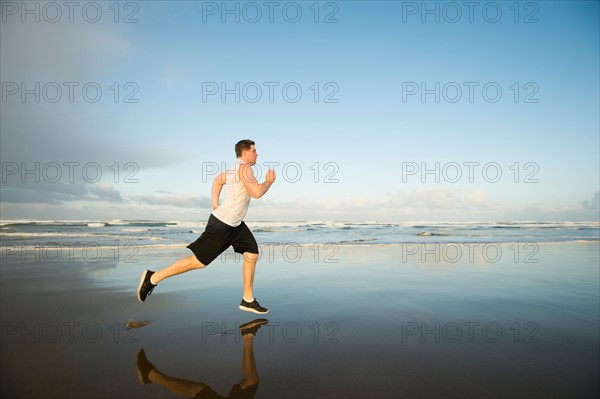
left=137, top=270, right=156, bottom=303
left=240, top=318, right=269, bottom=337
left=135, top=348, right=156, bottom=385
left=239, top=298, right=269, bottom=314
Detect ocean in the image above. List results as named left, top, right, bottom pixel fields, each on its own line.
left=1, top=219, right=598, bottom=250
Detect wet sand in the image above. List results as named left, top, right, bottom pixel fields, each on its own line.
left=1, top=242, right=599, bottom=398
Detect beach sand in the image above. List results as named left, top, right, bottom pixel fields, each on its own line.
left=1, top=242, right=598, bottom=398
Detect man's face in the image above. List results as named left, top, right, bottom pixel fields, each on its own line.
left=242, top=145, right=258, bottom=165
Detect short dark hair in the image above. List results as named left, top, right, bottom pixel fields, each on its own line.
left=235, top=139, right=255, bottom=158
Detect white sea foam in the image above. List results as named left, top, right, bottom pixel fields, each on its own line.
left=0, top=232, right=168, bottom=241
left=1, top=219, right=597, bottom=248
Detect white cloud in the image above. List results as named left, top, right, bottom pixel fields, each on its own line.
left=249, top=188, right=500, bottom=221
left=582, top=191, right=600, bottom=210
left=88, top=184, right=123, bottom=201
left=384, top=188, right=495, bottom=211
left=127, top=193, right=211, bottom=208
left=2, top=185, right=597, bottom=222
left=1, top=182, right=123, bottom=204
left=464, top=189, right=495, bottom=209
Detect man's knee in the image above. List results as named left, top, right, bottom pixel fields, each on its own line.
left=243, top=252, right=259, bottom=263
left=189, top=255, right=206, bottom=269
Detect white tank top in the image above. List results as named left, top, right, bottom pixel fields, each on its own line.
left=212, top=159, right=251, bottom=227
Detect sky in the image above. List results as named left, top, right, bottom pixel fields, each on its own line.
left=1, top=0, right=599, bottom=222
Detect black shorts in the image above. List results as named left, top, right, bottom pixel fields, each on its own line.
left=193, top=383, right=259, bottom=399
left=187, top=214, right=259, bottom=266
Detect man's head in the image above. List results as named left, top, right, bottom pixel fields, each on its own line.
left=235, top=139, right=258, bottom=165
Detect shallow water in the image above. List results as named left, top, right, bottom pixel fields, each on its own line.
left=1, top=243, right=598, bottom=398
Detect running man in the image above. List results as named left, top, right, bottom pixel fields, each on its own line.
left=136, top=140, right=276, bottom=314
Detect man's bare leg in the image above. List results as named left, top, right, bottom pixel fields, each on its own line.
left=237, top=318, right=268, bottom=389
left=138, top=255, right=205, bottom=302
left=238, top=252, right=268, bottom=313
left=242, top=252, right=258, bottom=301
left=136, top=349, right=208, bottom=397
left=151, top=255, right=205, bottom=285
left=240, top=332, right=259, bottom=388
left=147, top=369, right=208, bottom=398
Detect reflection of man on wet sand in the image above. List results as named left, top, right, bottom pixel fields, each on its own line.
left=135, top=319, right=267, bottom=399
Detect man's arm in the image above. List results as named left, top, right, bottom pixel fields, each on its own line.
left=239, top=164, right=276, bottom=199
left=212, top=172, right=226, bottom=210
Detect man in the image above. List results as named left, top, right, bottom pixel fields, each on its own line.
left=136, top=140, right=275, bottom=314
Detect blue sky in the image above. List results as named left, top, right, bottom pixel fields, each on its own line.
left=1, top=0, right=599, bottom=222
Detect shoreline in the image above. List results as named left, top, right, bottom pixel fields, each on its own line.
left=2, top=239, right=598, bottom=251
